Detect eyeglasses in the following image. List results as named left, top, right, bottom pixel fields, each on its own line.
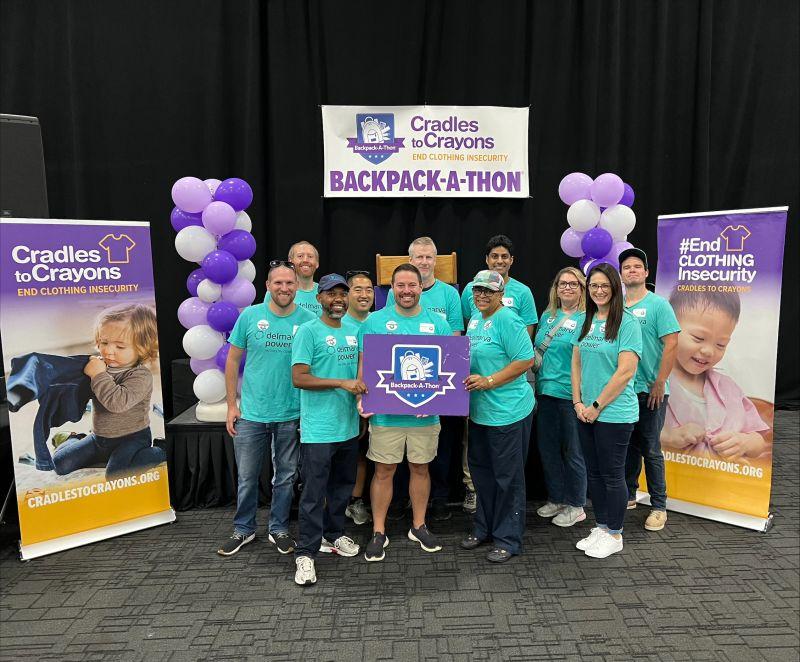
left=345, top=269, right=371, bottom=280
left=269, top=259, right=295, bottom=270
left=557, top=281, right=581, bottom=290
left=588, top=283, right=611, bottom=292
left=473, top=287, right=497, bottom=298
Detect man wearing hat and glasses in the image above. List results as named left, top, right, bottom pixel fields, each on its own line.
left=217, top=259, right=315, bottom=558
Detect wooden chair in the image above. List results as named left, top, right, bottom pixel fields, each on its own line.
left=375, top=252, right=458, bottom=285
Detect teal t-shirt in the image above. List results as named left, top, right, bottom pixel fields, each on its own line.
left=571, top=310, right=643, bottom=423
left=387, top=279, right=463, bottom=333
left=228, top=302, right=315, bottom=422
left=343, top=311, right=369, bottom=330
left=461, top=277, right=538, bottom=326
left=533, top=309, right=582, bottom=401
left=291, top=318, right=360, bottom=443
left=466, top=306, right=535, bottom=426
left=265, top=284, right=322, bottom=317
left=358, top=304, right=452, bottom=428
left=625, top=292, right=681, bottom=395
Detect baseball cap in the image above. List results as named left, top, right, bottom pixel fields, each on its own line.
left=318, top=273, right=349, bottom=292
left=471, top=270, right=505, bottom=292
left=618, top=247, right=648, bottom=270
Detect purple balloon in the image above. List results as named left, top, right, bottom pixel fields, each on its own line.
left=609, top=240, right=635, bottom=264
left=217, top=229, right=256, bottom=261
left=221, top=277, right=257, bottom=308
left=207, top=301, right=240, bottom=333
left=620, top=182, right=635, bottom=208
left=190, top=357, right=217, bottom=375
left=215, top=343, right=246, bottom=373
left=214, top=178, right=253, bottom=212
left=171, top=206, right=203, bottom=232
left=579, top=255, right=594, bottom=271
left=558, top=172, right=593, bottom=206
left=186, top=268, right=206, bottom=296
left=177, top=297, right=211, bottom=329
left=581, top=227, right=614, bottom=259
left=172, top=176, right=213, bottom=213
left=201, top=250, right=238, bottom=284
left=590, top=173, right=625, bottom=208
left=202, top=201, right=237, bottom=236
left=560, top=228, right=586, bottom=258
left=587, top=257, right=619, bottom=273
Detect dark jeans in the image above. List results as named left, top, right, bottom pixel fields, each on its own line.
left=468, top=410, right=533, bottom=555
left=536, top=395, right=587, bottom=507
left=52, top=427, right=163, bottom=479
left=429, top=415, right=464, bottom=501
left=577, top=420, right=634, bottom=534
left=295, top=438, right=358, bottom=559
left=625, top=394, right=669, bottom=510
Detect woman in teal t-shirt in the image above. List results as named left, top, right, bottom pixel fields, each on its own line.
left=462, top=270, right=535, bottom=563
left=570, top=263, right=642, bottom=560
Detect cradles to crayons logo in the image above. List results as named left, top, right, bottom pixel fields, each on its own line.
left=9, top=234, right=135, bottom=284
left=676, top=225, right=757, bottom=285
left=375, top=344, right=455, bottom=408
left=347, top=114, right=406, bottom=164
left=408, top=114, right=495, bottom=150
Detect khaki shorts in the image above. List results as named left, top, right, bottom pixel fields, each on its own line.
left=367, top=423, right=441, bottom=465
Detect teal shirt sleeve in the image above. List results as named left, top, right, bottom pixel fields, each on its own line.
left=517, top=286, right=538, bottom=326
left=501, top=314, right=535, bottom=361
left=445, top=286, right=465, bottom=332
left=656, top=297, right=682, bottom=338
left=291, top=324, right=314, bottom=366
left=620, top=314, right=644, bottom=358
left=228, top=308, right=249, bottom=349
left=460, top=283, right=474, bottom=321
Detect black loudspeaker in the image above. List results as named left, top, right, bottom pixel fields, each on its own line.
left=0, top=114, right=49, bottom=218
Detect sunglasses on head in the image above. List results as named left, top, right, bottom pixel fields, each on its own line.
left=345, top=269, right=371, bottom=280
left=269, top=259, right=295, bottom=270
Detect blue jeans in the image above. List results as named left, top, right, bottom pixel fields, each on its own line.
left=625, top=394, right=669, bottom=510
left=52, top=427, right=163, bottom=479
left=536, top=395, right=587, bottom=507
left=233, top=418, right=300, bottom=537
left=468, top=410, right=533, bottom=555
left=295, top=438, right=358, bottom=559
left=577, top=420, right=634, bottom=534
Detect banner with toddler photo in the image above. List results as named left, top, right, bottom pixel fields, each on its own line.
left=648, top=207, right=787, bottom=531
left=0, top=218, right=175, bottom=559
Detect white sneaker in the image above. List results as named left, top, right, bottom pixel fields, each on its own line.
left=584, top=531, right=623, bottom=558
left=537, top=502, right=563, bottom=518
left=294, top=556, right=317, bottom=586
left=576, top=527, right=605, bottom=551
left=319, top=535, right=360, bottom=557
left=552, top=506, right=587, bottom=527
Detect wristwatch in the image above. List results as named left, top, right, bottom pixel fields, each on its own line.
left=592, top=400, right=601, bottom=410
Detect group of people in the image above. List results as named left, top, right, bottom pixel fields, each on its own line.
left=215, top=235, right=682, bottom=586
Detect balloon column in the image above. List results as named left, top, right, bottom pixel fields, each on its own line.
left=557, top=172, right=637, bottom=273
left=172, top=176, right=257, bottom=408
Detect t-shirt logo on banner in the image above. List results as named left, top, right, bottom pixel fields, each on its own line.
left=375, top=344, right=456, bottom=408
left=98, top=233, right=136, bottom=264
left=347, top=114, right=406, bottom=165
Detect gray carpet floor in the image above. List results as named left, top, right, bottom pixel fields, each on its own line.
left=1, top=411, right=798, bottom=662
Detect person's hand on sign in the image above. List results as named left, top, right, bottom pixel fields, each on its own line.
left=340, top=379, right=367, bottom=395
left=226, top=402, right=241, bottom=437
left=708, top=430, right=767, bottom=459
left=356, top=395, right=373, bottom=419
left=83, top=356, right=108, bottom=378
left=464, top=374, right=492, bottom=391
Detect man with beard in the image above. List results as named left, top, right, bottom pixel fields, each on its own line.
left=218, top=261, right=315, bottom=557
left=291, top=274, right=366, bottom=586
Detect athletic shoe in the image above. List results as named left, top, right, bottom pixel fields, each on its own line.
left=408, top=524, right=442, bottom=552
left=387, top=499, right=408, bottom=521
left=486, top=548, right=513, bottom=563
left=462, top=490, right=477, bottom=514
left=644, top=510, right=668, bottom=531
left=268, top=532, right=296, bottom=555
left=364, top=532, right=389, bottom=562
left=584, top=531, right=623, bottom=558
left=319, top=535, right=360, bottom=557
left=460, top=534, right=486, bottom=550
left=217, top=532, right=255, bottom=556
left=575, top=527, right=605, bottom=551
left=294, top=556, right=317, bottom=586
left=429, top=499, right=451, bottom=522
left=345, top=498, right=372, bottom=526
left=552, top=506, right=587, bottom=527
left=627, top=499, right=638, bottom=510
left=537, top=502, right=563, bottom=518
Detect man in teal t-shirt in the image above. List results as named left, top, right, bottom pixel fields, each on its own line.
left=217, top=262, right=315, bottom=560
left=358, top=263, right=451, bottom=562
left=290, top=274, right=366, bottom=586
left=461, top=234, right=538, bottom=337
left=620, top=248, right=681, bottom=529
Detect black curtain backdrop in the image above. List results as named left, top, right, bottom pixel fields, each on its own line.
left=1, top=0, right=798, bottom=415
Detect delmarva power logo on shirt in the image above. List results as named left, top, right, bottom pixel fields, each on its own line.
left=374, top=344, right=456, bottom=408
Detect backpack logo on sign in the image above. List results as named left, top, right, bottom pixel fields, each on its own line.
left=346, top=114, right=406, bottom=165
left=375, top=344, right=455, bottom=408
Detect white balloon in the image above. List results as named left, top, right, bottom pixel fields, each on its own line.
left=183, top=325, right=224, bottom=360
left=234, top=211, right=252, bottom=232
left=599, top=204, right=637, bottom=241
left=193, top=368, right=227, bottom=403
left=175, top=225, right=217, bottom=262
left=567, top=199, right=601, bottom=232
left=204, top=178, right=222, bottom=196
left=237, top=259, right=256, bottom=282
left=197, top=278, right=222, bottom=303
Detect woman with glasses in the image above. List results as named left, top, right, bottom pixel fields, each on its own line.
left=461, top=270, right=535, bottom=563
left=534, top=267, right=588, bottom=528
left=570, top=263, right=642, bottom=558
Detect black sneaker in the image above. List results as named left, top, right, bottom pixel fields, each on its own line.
left=462, top=489, right=477, bottom=514
left=407, top=524, right=442, bottom=552
left=486, top=547, right=513, bottom=563
left=268, top=532, right=296, bottom=555
left=460, top=533, right=485, bottom=550
left=387, top=499, right=408, bottom=521
left=364, top=532, right=389, bottom=562
left=217, top=532, right=255, bottom=556
left=429, top=499, right=451, bottom=522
